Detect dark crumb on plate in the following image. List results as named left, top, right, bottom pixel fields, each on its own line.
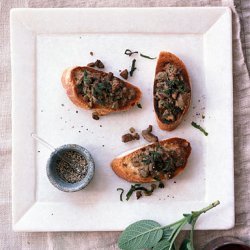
left=137, top=103, right=142, bottom=109
left=136, top=191, right=142, bottom=199
left=90, top=51, right=94, bottom=56
left=142, top=125, right=158, bottom=143
left=92, top=112, right=100, bottom=120
left=174, top=181, right=176, bottom=183
left=78, top=131, right=81, bottom=133
left=120, top=69, right=128, bottom=80
left=76, top=110, right=78, bottom=113
left=72, top=126, right=74, bottom=128
left=129, top=127, right=135, bottom=133
left=202, top=115, right=205, bottom=119
left=41, top=110, right=43, bottom=112
left=38, top=150, right=40, bottom=153
left=95, top=59, right=104, bottom=69
left=159, top=182, right=165, bottom=188
left=51, top=213, right=54, bottom=216
left=61, top=104, right=64, bottom=107
left=102, top=145, right=105, bottom=147
left=86, top=128, right=88, bottom=131
left=119, top=69, right=121, bottom=72
left=133, top=133, right=140, bottom=140
left=122, top=133, right=134, bottom=143
left=100, top=125, right=102, bottom=127
left=87, top=62, right=95, bottom=67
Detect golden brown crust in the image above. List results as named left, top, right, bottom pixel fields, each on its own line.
left=61, top=66, right=142, bottom=116
left=154, top=52, right=191, bottom=131
left=111, top=137, right=191, bottom=183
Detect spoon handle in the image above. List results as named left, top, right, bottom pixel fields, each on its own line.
left=31, top=133, right=55, bottom=152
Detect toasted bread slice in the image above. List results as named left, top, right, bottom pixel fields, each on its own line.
left=62, top=66, right=142, bottom=116
left=154, top=52, right=191, bottom=131
left=111, top=138, right=191, bottom=183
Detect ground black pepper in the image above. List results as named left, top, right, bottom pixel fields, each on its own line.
left=56, top=150, right=88, bottom=183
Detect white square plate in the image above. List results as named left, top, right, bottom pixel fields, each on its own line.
left=11, top=7, right=234, bottom=231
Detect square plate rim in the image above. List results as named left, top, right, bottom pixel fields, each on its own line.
left=11, top=7, right=234, bottom=231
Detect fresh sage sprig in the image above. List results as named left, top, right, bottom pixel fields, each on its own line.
left=118, top=200, right=220, bottom=250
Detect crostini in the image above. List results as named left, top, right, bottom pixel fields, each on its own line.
left=62, top=67, right=142, bottom=116
left=154, top=52, right=191, bottom=131
left=111, top=138, right=191, bottom=183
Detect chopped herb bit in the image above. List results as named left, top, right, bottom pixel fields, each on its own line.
left=191, top=121, right=208, bottom=136
left=129, top=59, right=137, bottom=77
left=117, top=188, right=124, bottom=202
left=140, top=53, right=157, bottom=60
left=126, top=183, right=157, bottom=201
left=137, top=103, right=142, bottom=109
left=124, top=49, right=138, bottom=56
left=126, top=184, right=138, bottom=201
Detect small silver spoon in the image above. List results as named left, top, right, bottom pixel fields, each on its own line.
left=31, top=133, right=81, bottom=173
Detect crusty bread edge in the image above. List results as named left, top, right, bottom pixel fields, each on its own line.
left=111, top=137, right=191, bottom=183
left=154, top=52, right=191, bottom=131
left=61, top=66, right=142, bottom=116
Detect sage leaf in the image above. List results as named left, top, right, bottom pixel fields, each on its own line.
left=180, top=239, right=193, bottom=250
left=153, top=239, right=171, bottom=250
left=118, top=220, right=163, bottom=250
left=162, top=227, right=173, bottom=240
left=168, top=222, right=183, bottom=241
left=183, top=214, right=193, bottom=224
